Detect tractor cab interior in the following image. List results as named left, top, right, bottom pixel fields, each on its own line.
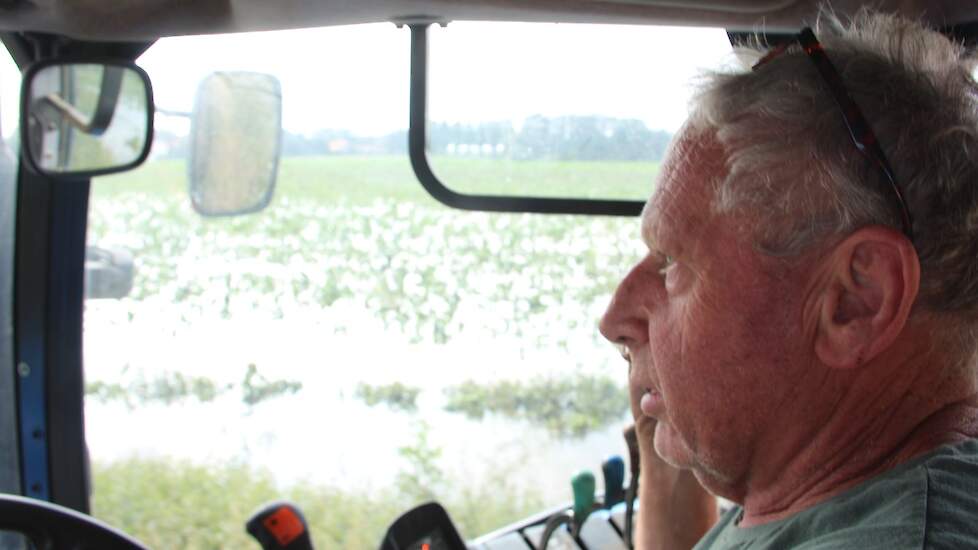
left=0, top=1, right=975, bottom=549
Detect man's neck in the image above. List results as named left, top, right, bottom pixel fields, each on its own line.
left=735, top=352, right=978, bottom=527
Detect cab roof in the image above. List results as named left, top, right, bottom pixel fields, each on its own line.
left=1, top=0, right=975, bottom=42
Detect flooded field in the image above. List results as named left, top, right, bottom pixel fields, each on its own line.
left=82, top=156, right=650, bottom=545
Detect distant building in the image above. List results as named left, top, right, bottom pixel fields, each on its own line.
left=327, top=138, right=350, bottom=153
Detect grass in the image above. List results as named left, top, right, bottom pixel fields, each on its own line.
left=428, top=155, right=658, bottom=200
left=92, top=452, right=544, bottom=548
left=92, top=457, right=401, bottom=549
left=93, top=154, right=659, bottom=206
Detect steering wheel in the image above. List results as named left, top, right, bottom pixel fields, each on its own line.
left=0, top=493, right=148, bottom=549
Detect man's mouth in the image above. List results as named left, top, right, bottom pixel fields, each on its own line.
left=640, top=387, right=663, bottom=417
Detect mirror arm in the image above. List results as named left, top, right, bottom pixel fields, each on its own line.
left=30, top=66, right=123, bottom=136
left=31, top=94, right=91, bottom=133
left=155, top=107, right=190, bottom=118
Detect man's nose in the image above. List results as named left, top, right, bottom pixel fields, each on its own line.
left=599, top=261, right=653, bottom=347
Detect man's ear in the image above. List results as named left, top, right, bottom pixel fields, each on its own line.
left=813, top=226, right=920, bottom=369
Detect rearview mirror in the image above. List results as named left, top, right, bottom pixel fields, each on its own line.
left=21, top=60, right=154, bottom=178
left=188, top=71, right=282, bottom=216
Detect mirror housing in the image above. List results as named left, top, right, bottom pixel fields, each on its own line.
left=21, top=59, right=154, bottom=179
left=84, top=246, right=134, bottom=300
left=188, top=71, right=282, bottom=217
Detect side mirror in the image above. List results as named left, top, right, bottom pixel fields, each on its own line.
left=84, top=246, right=134, bottom=300
left=188, top=71, right=282, bottom=216
left=21, top=59, right=154, bottom=178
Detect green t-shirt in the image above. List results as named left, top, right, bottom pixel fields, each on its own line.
left=694, top=438, right=978, bottom=549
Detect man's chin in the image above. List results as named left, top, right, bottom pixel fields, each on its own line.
left=652, top=420, right=695, bottom=469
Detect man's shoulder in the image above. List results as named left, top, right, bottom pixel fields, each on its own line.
left=918, top=437, right=978, bottom=549
left=694, top=438, right=978, bottom=550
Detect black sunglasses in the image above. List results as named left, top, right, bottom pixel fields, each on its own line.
left=752, top=27, right=914, bottom=241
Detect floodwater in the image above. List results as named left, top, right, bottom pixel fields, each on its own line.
left=83, top=296, right=632, bottom=505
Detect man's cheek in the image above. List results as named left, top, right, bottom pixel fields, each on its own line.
left=650, top=305, right=693, bottom=372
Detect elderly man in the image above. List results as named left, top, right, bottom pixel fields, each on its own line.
left=600, top=10, right=978, bottom=549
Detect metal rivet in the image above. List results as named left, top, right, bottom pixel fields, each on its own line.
left=29, top=483, right=41, bottom=493
left=17, top=362, right=30, bottom=378
left=32, top=429, right=43, bottom=439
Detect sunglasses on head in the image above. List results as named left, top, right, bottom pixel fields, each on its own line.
left=752, top=27, right=914, bottom=241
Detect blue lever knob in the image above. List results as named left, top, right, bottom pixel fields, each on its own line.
left=602, top=455, right=626, bottom=507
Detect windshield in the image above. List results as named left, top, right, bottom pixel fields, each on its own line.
left=0, top=42, right=20, bottom=500
left=83, top=22, right=731, bottom=547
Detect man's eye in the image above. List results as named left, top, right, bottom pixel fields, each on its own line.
left=658, top=254, right=675, bottom=275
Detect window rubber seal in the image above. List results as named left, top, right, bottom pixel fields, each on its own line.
left=406, top=23, right=644, bottom=217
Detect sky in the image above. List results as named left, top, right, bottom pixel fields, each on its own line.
left=2, top=21, right=733, bottom=140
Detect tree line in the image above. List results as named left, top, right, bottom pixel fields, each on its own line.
left=428, top=115, right=673, bottom=162
left=154, top=115, right=673, bottom=162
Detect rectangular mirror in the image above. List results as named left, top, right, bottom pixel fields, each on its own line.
left=188, top=71, right=282, bottom=217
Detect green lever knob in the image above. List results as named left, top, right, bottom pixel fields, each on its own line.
left=571, top=469, right=596, bottom=526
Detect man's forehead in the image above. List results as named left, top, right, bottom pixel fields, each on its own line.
left=641, top=127, right=725, bottom=247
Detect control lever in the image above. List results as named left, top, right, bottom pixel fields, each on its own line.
left=539, top=470, right=597, bottom=549
left=246, top=501, right=314, bottom=550
left=379, top=501, right=466, bottom=550
left=623, top=426, right=641, bottom=550
left=571, top=470, right=596, bottom=527
left=601, top=455, right=626, bottom=508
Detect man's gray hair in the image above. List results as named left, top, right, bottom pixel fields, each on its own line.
left=694, top=10, right=978, bottom=335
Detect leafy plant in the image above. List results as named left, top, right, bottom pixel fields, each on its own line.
left=86, top=372, right=228, bottom=409
left=395, top=421, right=444, bottom=502
left=444, top=374, right=629, bottom=438
left=242, top=363, right=302, bottom=407
left=355, top=382, right=420, bottom=412
left=86, top=364, right=301, bottom=409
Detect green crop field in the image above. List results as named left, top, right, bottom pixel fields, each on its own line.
left=86, top=154, right=656, bottom=548
left=93, top=154, right=659, bottom=204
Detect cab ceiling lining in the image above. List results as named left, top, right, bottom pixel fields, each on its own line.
left=589, top=0, right=798, bottom=15
left=0, top=0, right=974, bottom=41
